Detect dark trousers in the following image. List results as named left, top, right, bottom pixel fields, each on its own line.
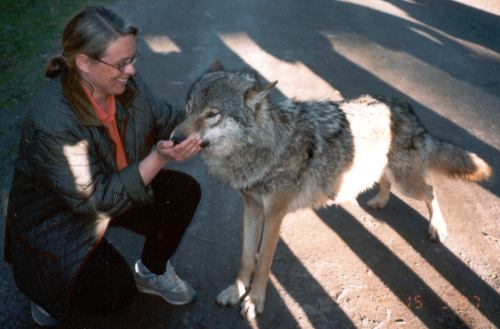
left=72, top=170, right=201, bottom=314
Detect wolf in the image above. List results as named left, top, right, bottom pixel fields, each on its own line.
left=172, top=61, right=492, bottom=320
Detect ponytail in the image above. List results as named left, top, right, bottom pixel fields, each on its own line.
left=45, top=55, right=67, bottom=78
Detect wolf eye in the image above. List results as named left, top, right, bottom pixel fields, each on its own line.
left=207, top=109, right=220, bottom=118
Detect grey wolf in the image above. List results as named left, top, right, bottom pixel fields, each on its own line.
left=172, top=61, right=492, bottom=320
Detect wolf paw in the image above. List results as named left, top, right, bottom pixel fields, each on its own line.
left=240, top=294, right=264, bottom=320
left=429, top=223, right=448, bottom=242
left=367, top=196, right=388, bottom=209
left=216, top=282, right=247, bottom=307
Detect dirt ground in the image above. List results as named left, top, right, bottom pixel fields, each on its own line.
left=1, top=1, right=499, bottom=328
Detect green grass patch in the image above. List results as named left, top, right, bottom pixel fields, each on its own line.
left=0, top=0, right=106, bottom=108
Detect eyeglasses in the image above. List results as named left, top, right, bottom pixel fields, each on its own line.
left=91, top=54, right=138, bottom=72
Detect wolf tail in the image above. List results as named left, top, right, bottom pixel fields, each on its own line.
left=427, top=135, right=492, bottom=182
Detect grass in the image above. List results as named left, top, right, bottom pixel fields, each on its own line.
left=0, top=0, right=103, bottom=109
left=0, top=0, right=107, bottom=200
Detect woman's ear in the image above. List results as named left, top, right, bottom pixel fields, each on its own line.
left=75, top=54, right=91, bottom=74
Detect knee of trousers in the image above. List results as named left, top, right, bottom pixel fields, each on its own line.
left=153, top=170, right=202, bottom=208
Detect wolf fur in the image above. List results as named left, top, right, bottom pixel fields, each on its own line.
left=172, top=62, right=492, bottom=320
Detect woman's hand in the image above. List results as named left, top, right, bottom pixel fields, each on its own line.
left=138, top=134, right=201, bottom=185
left=155, top=134, right=202, bottom=162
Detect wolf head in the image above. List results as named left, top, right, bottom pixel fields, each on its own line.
left=172, top=61, right=277, bottom=156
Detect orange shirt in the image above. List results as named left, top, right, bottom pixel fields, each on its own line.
left=82, top=85, right=128, bottom=170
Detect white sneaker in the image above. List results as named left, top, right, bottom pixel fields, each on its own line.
left=134, top=260, right=196, bottom=305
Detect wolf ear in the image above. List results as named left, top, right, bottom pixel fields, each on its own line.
left=209, top=59, right=224, bottom=72
left=244, top=81, right=278, bottom=109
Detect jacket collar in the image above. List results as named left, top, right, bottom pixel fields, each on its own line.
left=61, top=68, right=137, bottom=126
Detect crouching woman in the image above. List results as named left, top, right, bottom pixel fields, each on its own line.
left=4, top=5, right=201, bottom=327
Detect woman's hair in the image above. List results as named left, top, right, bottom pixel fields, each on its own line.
left=45, top=5, right=138, bottom=78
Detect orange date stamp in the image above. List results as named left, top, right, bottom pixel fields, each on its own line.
left=407, top=294, right=481, bottom=310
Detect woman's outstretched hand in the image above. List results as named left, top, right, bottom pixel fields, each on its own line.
left=155, top=134, right=202, bottom=162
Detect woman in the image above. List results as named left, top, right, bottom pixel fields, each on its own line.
left=4, top=5, right=202, bottom=327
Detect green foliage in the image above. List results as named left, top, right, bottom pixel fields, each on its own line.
left=0, top=0, right=99, bottom=107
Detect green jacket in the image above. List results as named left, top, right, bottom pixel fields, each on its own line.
left=4, top=68, right=184, bottom=318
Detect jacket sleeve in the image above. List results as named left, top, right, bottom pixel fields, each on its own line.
left=133, top=74, right=186, bottom=141
left=29, top=124, right=153, bottom=219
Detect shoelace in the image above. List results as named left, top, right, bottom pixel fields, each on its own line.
left=153, top=266, right=186, bottom=293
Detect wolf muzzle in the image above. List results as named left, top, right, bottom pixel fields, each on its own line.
left=171, top=135, right=186, bottom=146
left=170, top=133, right=210, bottom=148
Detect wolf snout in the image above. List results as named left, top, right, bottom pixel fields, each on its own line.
left=170, top=135, right=186, bottom=146
left=170, top=131, right=209, bottom=148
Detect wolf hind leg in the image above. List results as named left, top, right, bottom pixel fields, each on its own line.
left=424, top=185, right=447, bottom=242
left=393, top=168, right=448, bottom=242
left=217, top=192, right=264, bottom=307
left=368, top=171, right=392, bottom=209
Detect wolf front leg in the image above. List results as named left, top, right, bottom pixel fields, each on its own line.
left=217, top=192, right=264, bottom=307
left=240, top=193, right=291, bottom=320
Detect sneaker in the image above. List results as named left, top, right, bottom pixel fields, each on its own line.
left=134, top=260, right=196, bottom=305
left=31, top=301, right=61, bottom=327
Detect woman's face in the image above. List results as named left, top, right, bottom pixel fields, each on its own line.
left=87, top=35, right=137, bottom=100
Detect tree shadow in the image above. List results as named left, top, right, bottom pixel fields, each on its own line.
left=357, top=191, right=500, bottom=326
left=263, top=238, right=357, bottom=328
left=315, top=206, right=472, bottom=328
left=386, top=0, right=500, bottom=53
left=242, top=0, right=500, bottom=99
